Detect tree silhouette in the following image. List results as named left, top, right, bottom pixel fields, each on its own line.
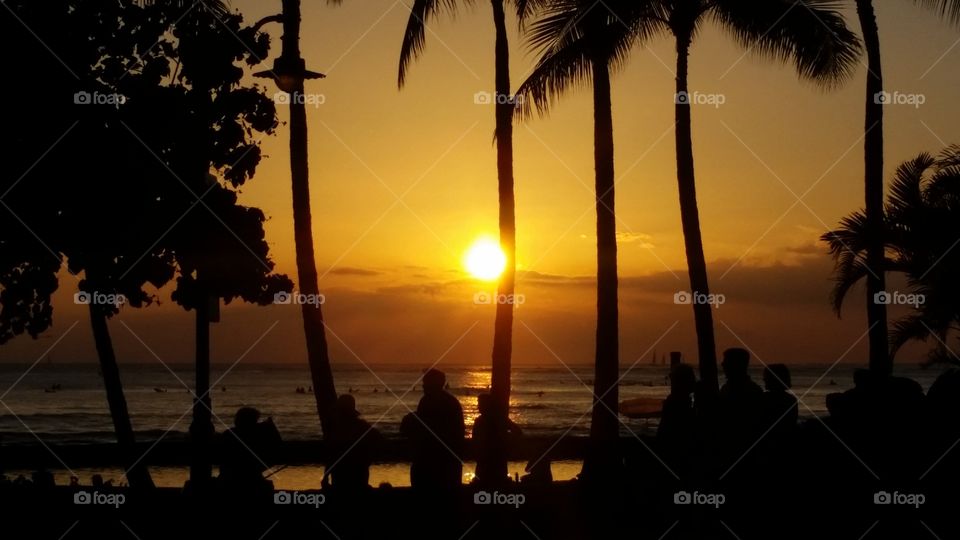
left=823, top=145, right=960, bottom=366
left=154, top=4, right=291, bottom=488
left=0, top=0, right=281, bottom=489
left=640, top=0, right=861, bottom=392
left=252, top=0, right=340, bottom=436
left=399, top=1, right=548, bottom=457
left=516, top=0, right=642, bottom=482
left=849, top=0, right=960, bottom=376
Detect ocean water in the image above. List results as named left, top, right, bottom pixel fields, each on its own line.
left=0, top=362, right=947, bottom=446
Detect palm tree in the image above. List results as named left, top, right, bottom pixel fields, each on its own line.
left=823, top=146, right=960, bottom=365
left=851, top=0, right=960, bottom=376
left=516, top=0, right=647, bottom=481
left=398, top=0, right=546, bottom=448
left=650, top=0, right=861, bottom=392
left=254, top=0, right=340, bottom=434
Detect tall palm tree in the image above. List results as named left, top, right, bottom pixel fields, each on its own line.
left=253, top=0, right=341, bottom=434
left=516, top=0, right=650, bottom=481
left=851, top=0, right=960, bottom=376
left=823, top=146, right=960, bottom=365
left=651, top=0, right=861, bottom=392
left=398, top=0, right=546, bottom=438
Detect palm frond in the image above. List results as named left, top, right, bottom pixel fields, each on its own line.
left=515, top=0, right=551, bottom=26
left=915, top=0, right=960, bottom=25
left=515, top=0, right=665, bottom=119
left=890, top=313, right=935, bottom=356
left=711, top=0, right=862, bottom=88
left=137, top=0, right=231, bottom=16
left=398, top=0, right=466, bottom=87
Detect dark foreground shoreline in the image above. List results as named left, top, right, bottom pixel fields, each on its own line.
left=0, top=435, right=590, bottom=468
left=0, top=473, right=952, bottom=540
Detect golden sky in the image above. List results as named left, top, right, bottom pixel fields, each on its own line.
left=4, top=1, right=960, bottom=369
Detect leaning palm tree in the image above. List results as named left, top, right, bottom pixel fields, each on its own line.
left=823, top=145, right=960, bottom=365
left=516, top=0, right=653, bottom=482
left=850, top=0, right=960, bottom=376
left=650, top=0, right=861, bottom=392
left=398, top=0, right=546, bottom=439
left=253, top=0, right=341, bottom=434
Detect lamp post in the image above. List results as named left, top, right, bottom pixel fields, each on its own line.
left=254, top=0, right=337, bottom=435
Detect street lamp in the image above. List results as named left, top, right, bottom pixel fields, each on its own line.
left=253, top=0, right=325, bottom=93
left=255, top=55, right=325, bottom=93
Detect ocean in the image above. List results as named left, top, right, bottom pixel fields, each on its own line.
left=0, top=362, right=949, bottom=488
left=0, top=362, right=947, bottom=446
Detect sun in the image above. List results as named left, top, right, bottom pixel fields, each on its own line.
left=464, top=237, right=506, bottom=281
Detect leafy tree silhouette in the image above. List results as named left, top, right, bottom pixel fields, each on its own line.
left=0, top=0, right=284, bottom=489
left=823, top=145, right=960, bottom=366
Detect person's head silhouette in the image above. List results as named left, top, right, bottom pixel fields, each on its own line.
left=722, top=348, right=751, bottom=380
left=336, top=394, right=359, bottom=418
left=764, top=364, right=792, bottom=392
left=669, top=364, right=696, bottom=396
left=234, top=406, right=261, bottom=430
left=477, top=393, right=493, bottom=416
left=422, top=368, right=446, bottom=396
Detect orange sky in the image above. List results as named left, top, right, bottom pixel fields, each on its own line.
left=3, top=1, right=960, bottom=370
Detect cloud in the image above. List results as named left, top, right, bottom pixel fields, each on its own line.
left=1, top=254, right=881, bottom=367
left=328, top=267, right=383, bottom=276
left=578, top=232, right=655, bottom=248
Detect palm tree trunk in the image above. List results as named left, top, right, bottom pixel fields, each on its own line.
left=674, top=32, right=719, bottom=394
left=88, top=302, right=154, bottom=489
left=283, top=0, right=338, bottom=433
left=189, top=290, right=213, bottom=488
left=583, top=59, right=621, bottom=480
left=489, top=0, right=516, bottom=438
left=856, top=0, right=890, bottom=376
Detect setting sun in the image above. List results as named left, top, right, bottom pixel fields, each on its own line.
left=464, top=237, right=506, bottom=281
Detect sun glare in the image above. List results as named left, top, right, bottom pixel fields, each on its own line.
left=464, top=237, right=506, bottom=281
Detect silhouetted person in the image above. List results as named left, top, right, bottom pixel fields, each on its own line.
left=401, top=369, right=465, bottom=493
left=472, top=393, right=522, bottom=486
left=761, top=364, right=798, bottom=435
left=218, top=407, right=281, bottom=495
left=715, top=348, right=764, bottom=478
left=521, top=456, right=553, bottom=485
left=720, top=348, right=763, bottom=403
left=658, top=364, right=698, bottom=475
left=323, top=394, right=383, bottom=492
left=658, top=364, right=697, bottom=442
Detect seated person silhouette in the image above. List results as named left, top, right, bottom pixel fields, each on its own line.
left=323, top=394, right=383, bottom=493
left=718, top=348, right=764, bottom=445
left=218, top=407, right=281, bottom=494
left=401, top=369, right=465, bottom=493
left=658, top=363, right=697, bottom=443
left=472, top=393, right=522, bottom=486
left=761, top=363, right=798, bottom=437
